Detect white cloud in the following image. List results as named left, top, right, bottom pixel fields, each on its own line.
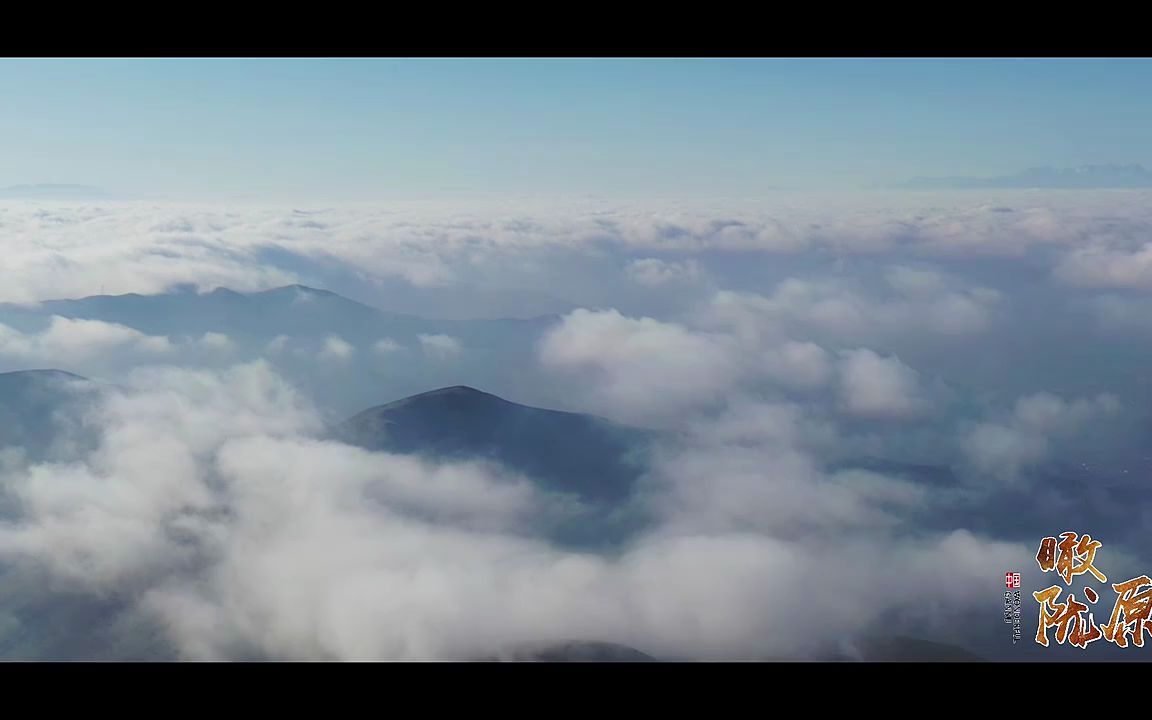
left=960, top=391, right=1121, bottom=482
left=1, top=193, right=1151, bottom=660
left=418, top=334, right=461, bottom=361
left=0, top=316, right=173, bottom=362
left=700, top=275, right=999, bottom=349
left=265, top=335, right=291, bottom=354
left=198, top=332, right=234, bottom=354
left=762, top=340, right=832, bottom=391
left=625, top=258, right=703, bottom=287
left=539, top=309, right=739, bottom=425
left=0, top=363, right=319, bottom=591
left=319, top=335, right=355, bottom=363
left=0, top=193, right=1141, bottom=309
left=0, top=363, right=1028, bottom=660
left=838, top=349, right=925, bottom=420
left=372, top=338, right=402, bottom=355
left=1054, top=243, right=1152, bottom=290
left=885, top=265, right=949, bottom=295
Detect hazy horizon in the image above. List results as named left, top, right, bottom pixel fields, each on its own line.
left=5, top=58, right=1152, bottom=201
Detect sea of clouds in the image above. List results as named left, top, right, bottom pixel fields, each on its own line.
left=0, top=190, right=1150, bottom=659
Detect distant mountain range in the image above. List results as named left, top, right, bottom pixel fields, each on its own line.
left=0, top=184, right=114, bottom=200
left=1, top=284, right=557, bottom=344
left=0, top=284, right=563, bottom=417
left=899, top=164, right=1152, bottom=189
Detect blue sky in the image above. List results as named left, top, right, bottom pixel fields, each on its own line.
left=1, top=58, right=1151, bottom=200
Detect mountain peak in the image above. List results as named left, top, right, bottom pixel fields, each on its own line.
left=367, top=385, right=514, bottom=415
left=415, top=385, right=496, bottom=399
left=249, top=284, right=334, bottom=297
left=207, top=287, right=246, bottom=298
left=249, top=285, right=359, bottom=304
left=334, top=385, right=651, bottom=508
left=284, top=284, right=333, bottom=295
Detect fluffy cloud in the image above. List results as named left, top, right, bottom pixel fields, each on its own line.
left=837, top=349, right=925, bottom=420
left=960, top=392, right=1121, bottom=483
left=539, top=309, right=739, bottom=425
left=198, top=332, right=234, bottom=354
left=418, top=334, right=461, bottom=361
left=0, top=193, right=1149, bottom=317
left=0, top=316, right=173, bottom=362
left=319, top=335, right=355, bottom=363
left=625, top=258, right=704, bottom=287
left=761, top=340, right=833, bottom=391
left=372, top=338, right=402, bottom=355
left=648, top=423, right=919, bottom=537
left=0, top=363, right=318, bottom=591
left=1054, top=243, right=1152, bottom=290
left=2, top=192, right=1151, bottom=660
left=884, top=265, right=950, bottom=295
left=0, top=364, right=1030, bottom=661
left=265, top=335, right=291, bottom=354
left=701, top=273, right=1000, bottom=347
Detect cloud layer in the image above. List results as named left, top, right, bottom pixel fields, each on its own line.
left=4, top=191, right=1152, bottom=316
left=0, top=363, right=1031, bottom=660
left=2, top=191, right=1151, bottom=660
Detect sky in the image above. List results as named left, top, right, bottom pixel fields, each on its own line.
left=2, top=58, right=1152, bottom=200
